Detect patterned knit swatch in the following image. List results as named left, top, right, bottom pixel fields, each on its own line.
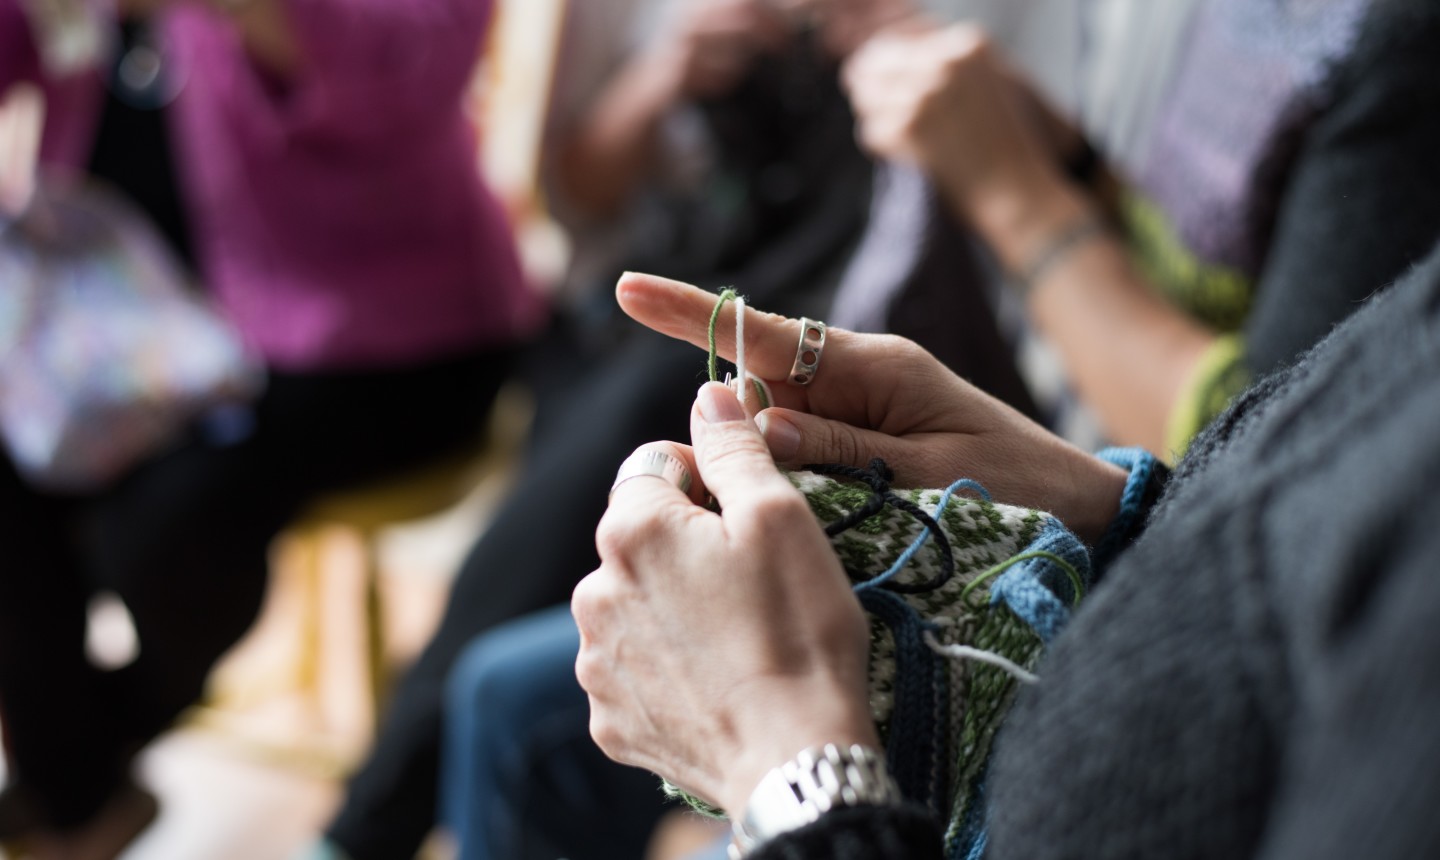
left=670, top=465, right=1091, bottom=860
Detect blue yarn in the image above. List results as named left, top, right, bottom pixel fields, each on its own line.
left=954, top=766, right=991, bottom=860
left=989, top=520, right=1092, bottom=644
left=856, top=478, right=993, bottom=594
left=1092, top=447, right=1161, bottom=570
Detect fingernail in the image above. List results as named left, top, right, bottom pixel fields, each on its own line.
left=697, top=382, right=747, bottom=424
left=756, top=413, right=801, bottom=460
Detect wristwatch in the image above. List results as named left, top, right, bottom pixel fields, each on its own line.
left=728, top=744, right=903, bottom=858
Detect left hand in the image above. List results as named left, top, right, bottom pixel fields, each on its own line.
left=573, top=383, right=878, bottom=817
left=614, top=273, right=1128, bottom=543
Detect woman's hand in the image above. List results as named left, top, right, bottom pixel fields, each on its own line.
left=574, top=383, right=877, bottom=816
left=842, top=23, right=1073, bottom=242
left=650, top=0, right=792, bottom=101
left=616, top=273, right=1127, bottom=543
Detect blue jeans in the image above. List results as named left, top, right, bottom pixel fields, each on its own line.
left=442, top=606, right=669, bottom=860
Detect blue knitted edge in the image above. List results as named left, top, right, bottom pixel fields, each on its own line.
left=990, top=519, right=1093, bottom=645
left=1091, top=447, right=1161, bottom=571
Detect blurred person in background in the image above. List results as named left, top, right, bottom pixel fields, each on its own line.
left=843, top=0, right=1440, bottom=456
left=0, top=0, right=542, bottom=857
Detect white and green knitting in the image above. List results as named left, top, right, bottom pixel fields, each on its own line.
left=669, top=460, right=1092, bottom=860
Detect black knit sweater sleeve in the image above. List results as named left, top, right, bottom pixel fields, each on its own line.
left=1242, top=0, right=1440, bottom=376
left=1247, top=490, right=1440, bottom=860
left=747, top=804, right=944, bottom=860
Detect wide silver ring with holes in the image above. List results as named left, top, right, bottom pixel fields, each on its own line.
left=789, top=318, right=826, bottom=386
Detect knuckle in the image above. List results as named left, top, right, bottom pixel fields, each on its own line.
left=573, top=647, right=605, bottom=694
left=570, top=573, right=604, bottom=620
left=572, top=569, right=624, bottom=621
left=701, top=427, right=771, bottom=467
left=742, top=487, right=812, bottom=532
left=594, top=510, right=651, bottom=561
left=588, top=711, right=625, bottom=759
left=874, top=334, right=933, bottom=370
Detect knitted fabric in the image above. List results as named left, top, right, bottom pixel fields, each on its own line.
left=671, top=464, right=1091, bottom=860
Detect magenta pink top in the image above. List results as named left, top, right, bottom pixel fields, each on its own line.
left=0, top=0, right=101, bottom=170
left=4, top=0, right=545, bottom=371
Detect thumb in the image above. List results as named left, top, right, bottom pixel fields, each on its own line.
left=757, top=408, right=919, bottom=479
left=690, top=382, right=797, bottom=510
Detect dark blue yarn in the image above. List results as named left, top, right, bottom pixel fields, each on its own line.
left=808, top=460, right=957, bottom=594
left=858, top=588, right=946, bottom=812
left=858, top=478, right=993, bottom=596
left=955, top=765, right=991, bottom=860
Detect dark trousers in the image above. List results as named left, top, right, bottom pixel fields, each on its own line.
left=0, top=345, right=515, bottom=829
left=327, top=330, right=705, bottom=860
left=442, top=606, right=667, bottom=860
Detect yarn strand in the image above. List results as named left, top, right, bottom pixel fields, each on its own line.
left=735, top=296, right=747, bottom=410
left=864, top=477, right=993, bottom=592
left=961, top=550, right=1086, bottom=609
left=707, top=288, right=739, bottom=383
left=804, top=460, right=957, bottom=594
left=922, top=631, right=1040, bottom=685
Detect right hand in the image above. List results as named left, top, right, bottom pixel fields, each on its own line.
left=617, top=272, right=1127, bottom=542
left=649, top=0, right=791, bottom=100
left=842, top=23, right=1070, bottom=233
left=575, top=385, right=877, bottom=817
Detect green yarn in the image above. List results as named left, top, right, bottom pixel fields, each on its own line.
left=707, top=288, right=739, bottom=383
left=962, top=550, right=1086, bottom=610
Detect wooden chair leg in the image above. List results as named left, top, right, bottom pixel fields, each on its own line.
left=361, top=526, right=389, bottom=725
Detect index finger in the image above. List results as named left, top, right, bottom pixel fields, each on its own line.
left=616, top=272, right=858, bottom=394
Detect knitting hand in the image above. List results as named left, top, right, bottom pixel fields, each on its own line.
left=650, top=0, right=791, bottom=100
left=843, top=23, right=1066, bottom=231
left=616, top=272, right=1126, bottom=542
left=574, top=382, right=876, bottom=816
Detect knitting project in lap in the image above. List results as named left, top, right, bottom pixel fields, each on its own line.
left=673, top=461, right=1091, bottom=860
left=679, top=290, right=1092, bottom=856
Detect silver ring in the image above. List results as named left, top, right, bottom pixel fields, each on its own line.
left=609, top=449, right=693, bottom=501
left=789, top=319, right=826, bottom=386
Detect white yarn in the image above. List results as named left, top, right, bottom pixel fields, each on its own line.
left=734, top=296, right=747, bottom=411
left=923, top=630, right=1040, bottom=685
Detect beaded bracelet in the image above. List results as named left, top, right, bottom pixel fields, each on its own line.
left=1013, top=214, right=1110, bottom=300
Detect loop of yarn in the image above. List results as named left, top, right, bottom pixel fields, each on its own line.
left=961, top=550, right=1087, bottom=610
left=707, top=288, right=740, bottom=384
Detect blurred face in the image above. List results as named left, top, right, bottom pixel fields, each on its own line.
left=774, top=0, right=919, bottom=57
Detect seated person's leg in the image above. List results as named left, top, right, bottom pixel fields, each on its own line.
left=325, top=333, right=704, bottom=860
left=442, top=606, right=668, bottom=860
